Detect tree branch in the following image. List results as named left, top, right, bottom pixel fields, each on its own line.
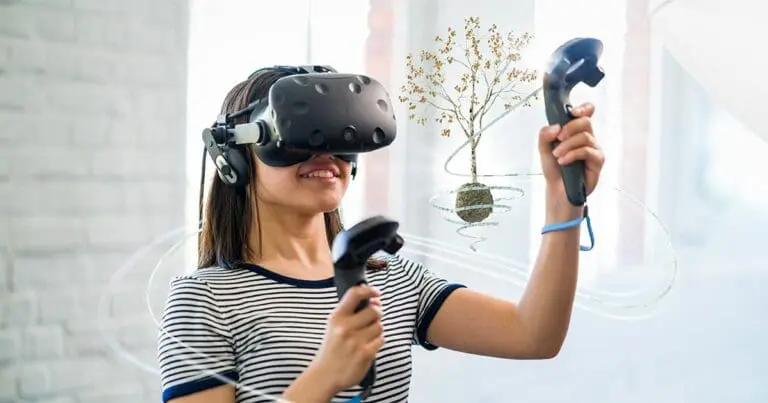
left=475, top=54, right=516, bottom=121
left=433, top=81, right=471, bottom=131
left=419, top=83, right=471, bottom=137
left=398, top=18, right=538, bottom=146
left=450, top=56, right=471, bottom=71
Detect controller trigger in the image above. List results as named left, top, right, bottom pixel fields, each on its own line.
left=383, top=234, right=404, bottom=254
left=583, top=66, right=606, bottom=87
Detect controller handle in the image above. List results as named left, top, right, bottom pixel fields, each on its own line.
left=331, top=215, right=404, bottom=397
left=543, top=38, right=605, bottom=206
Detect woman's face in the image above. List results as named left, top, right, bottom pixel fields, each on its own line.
left=254, top=154, right=353, bottom=214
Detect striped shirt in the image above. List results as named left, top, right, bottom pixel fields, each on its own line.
left=157, top=254, right=465, bottom=402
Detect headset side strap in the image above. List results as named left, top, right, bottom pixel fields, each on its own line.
left=202, top=127, right=239, bottom=185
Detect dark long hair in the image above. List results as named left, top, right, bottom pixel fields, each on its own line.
left=198, top=69, right=387, bottom=272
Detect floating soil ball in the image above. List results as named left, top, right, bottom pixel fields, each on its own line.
left=454, top=182, right=494, bottom=223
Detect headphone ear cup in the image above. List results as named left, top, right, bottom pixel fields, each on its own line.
left=221, top=147, right=251, bottom=187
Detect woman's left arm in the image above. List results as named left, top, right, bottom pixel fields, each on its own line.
left=425, top=103, right=604, bottom=360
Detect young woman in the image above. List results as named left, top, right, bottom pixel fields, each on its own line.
left=157, top=68, right=605, bottom=403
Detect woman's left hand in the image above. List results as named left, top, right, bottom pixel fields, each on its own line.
left=538, top=102, right=605, bottom=197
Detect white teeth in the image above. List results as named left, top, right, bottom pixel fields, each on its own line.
left=302, top=170, right=336, bottom=178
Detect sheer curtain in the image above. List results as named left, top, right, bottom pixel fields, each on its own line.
left=184, top=0, right=370, bottom=271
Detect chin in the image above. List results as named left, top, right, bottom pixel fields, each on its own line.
left=296, top=193, right=342, bottom=214
left=316, top=199, right=343, bottom=213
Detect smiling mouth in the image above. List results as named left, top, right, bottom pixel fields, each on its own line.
left=300, top=169, right=339, bottom=179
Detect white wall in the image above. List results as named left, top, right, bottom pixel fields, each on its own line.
left=0, top=0, right=189, bottom=401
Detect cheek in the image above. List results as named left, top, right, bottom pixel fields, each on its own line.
left=341, top=161, right=355, bottom=180
left=263, top=173, right=294, bottom=190
left=254, top=165, right=297, bottom=201
left=340, top=164, right=353, bottom=188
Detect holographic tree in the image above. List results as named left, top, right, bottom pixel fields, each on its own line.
left=399, top=17, right=538, bottom=223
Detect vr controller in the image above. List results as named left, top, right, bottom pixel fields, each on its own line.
left=543, top=38, right=605, bottom=206
left=331, top=215, right=404, bottom=399
left=202, top=65, right=397, bottom=187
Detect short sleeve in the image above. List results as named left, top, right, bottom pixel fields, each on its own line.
left=397, top=256, right=466, bottom=351
left=157, top=276, right=238, bottom=402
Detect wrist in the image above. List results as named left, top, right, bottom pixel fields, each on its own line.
left=306, top=362, right=341, bottom=396
left=544, top=187, right=584, bottom=226
left=282, top=362, right=338, bottom=403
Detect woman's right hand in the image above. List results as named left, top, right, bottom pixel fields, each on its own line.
left=311, top=285, right=384, bottom=392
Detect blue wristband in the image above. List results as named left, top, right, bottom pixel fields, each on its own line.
left=540, top=205, right=595, bottom=251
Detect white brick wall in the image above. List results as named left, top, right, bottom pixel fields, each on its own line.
left=0, top=1, right=189, bottom=401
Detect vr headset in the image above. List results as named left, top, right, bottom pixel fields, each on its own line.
left=202, top=65, right=398, bottom=188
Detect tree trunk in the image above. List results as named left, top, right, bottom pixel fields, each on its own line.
left=470, top=138, right=478, bottom=182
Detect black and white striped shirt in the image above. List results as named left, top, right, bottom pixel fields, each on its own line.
left=157, top=255, right=465, bottom=402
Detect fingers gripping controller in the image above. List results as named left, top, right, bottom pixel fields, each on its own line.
left=331, top=216, right=404, bottom=399
left=543, top=38, right=605, bottom=206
